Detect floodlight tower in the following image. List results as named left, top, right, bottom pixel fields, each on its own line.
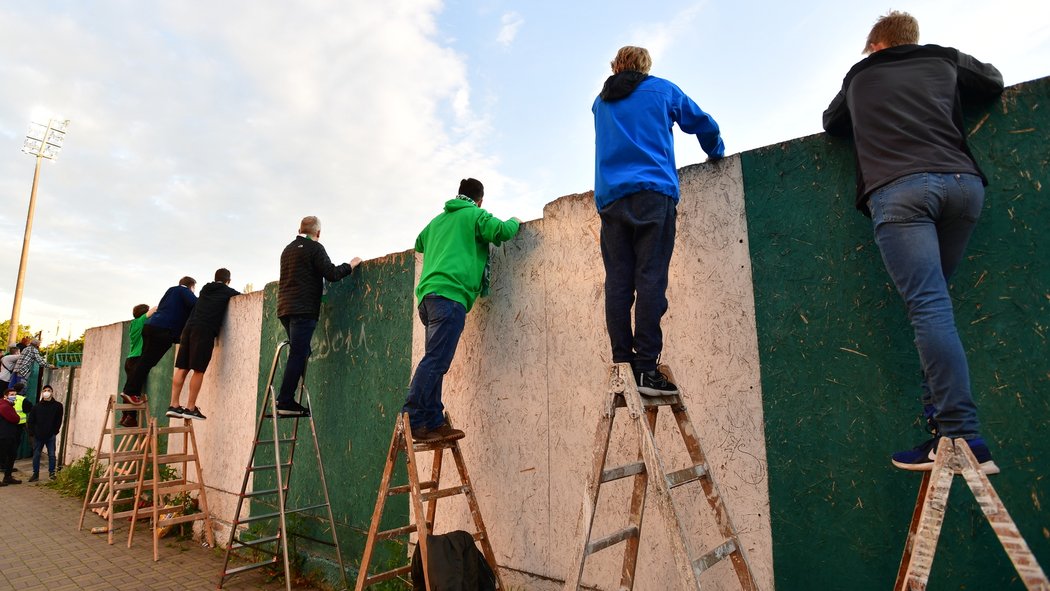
left=7, top=115, right=69, bottom=347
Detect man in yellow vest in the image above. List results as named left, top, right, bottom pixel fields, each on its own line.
left=10, top=383, right=31, bottom=474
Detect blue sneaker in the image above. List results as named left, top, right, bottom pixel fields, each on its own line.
left=891, top=437, right=1000, bottom=475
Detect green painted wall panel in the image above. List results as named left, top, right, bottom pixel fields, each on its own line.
left=252, top=251, right=416, bottom=580
left=743, top=77, right=1049, bottom=589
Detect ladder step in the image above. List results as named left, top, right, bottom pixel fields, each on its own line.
left=85, top=498, right=136, bottom=510
left=388, top=480, right=438, bottom=496
left=364, top=564, right=413, bottom=587
left=91, top=473, right=141, bottom=484
left=693, top=539, right=738, bottom=575
left=153, top=453, right=197, bottom=464
left=239, top=503, right=329, bottom=524
left=254, top=437, right=297, bottom=445
left=158, top=425, right=193, bottom=434
left=103, top=427, right=150, bottom=435
left=420, top=485, right=469, bottom=503
left=601, top=461, right=646, bottom=483
left=613, top=394, right=681, bottom=408
left=666, top=463, right=709, bottom=489
left=222, top=558, right=279, bottom=577
left=110, top=478, right=188, bottom=492
left=586, top=526, right=639, bottom=555
left=113, top=403, right=149, bottom=411
left=376, top=523, right=418, bottom=541
left=242, top=487, right=289, bottom=498
left=249, top=462, right=292, bottom=471
left=106, top=451, right=147, bottom=462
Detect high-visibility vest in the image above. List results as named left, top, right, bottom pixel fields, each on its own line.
left=14, top=395, right=27, bottom=425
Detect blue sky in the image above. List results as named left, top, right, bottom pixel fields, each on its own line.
left=1, top=0, right=1047, bottom=342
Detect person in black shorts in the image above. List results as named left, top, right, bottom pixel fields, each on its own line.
left=166, top=268, right=240, bottom=420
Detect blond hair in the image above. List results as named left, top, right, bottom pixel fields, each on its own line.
left=611, top=46, right=652, bottom=74
left=865, top=10, right=919, bottom=53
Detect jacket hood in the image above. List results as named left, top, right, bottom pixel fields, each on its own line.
left=444, top=196, right=479, bottom=212
left=599, top=71, right=648, bottom=101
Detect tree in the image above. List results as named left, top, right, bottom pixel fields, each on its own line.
left=0, top=320, right=33, bottom=347
left=42, top=334, right=85, bottom=358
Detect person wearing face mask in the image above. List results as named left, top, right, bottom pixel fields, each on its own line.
left=0, top=388, right=20, bottom=485
left=26, top=384, right=63, bottom=481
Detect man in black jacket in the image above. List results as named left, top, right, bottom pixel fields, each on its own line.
left=276, top=216, right=361, bottom=416
left=27, top=384, right=63, bottom=481
left=823, top=11, right=1004, bottom=473
left=166, top=268, right=241, bottom=421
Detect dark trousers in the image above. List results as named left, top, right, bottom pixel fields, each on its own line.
left=0, top=436, right=14, bottom=477
left=599, top=190, right=677, bottom=373
left=123, top=324, right=176, bottom=396
left=403, top=295, right=466, bottom=430
left=278, top=316, right=318, bottom=405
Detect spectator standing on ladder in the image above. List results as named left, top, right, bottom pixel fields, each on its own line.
left=167, top=268, right=240, bottom=421
left=823, top=10, right=1004, bottom=472
left=120, top=276, right=198, bottom=427
left=402, top=178, right=521, bottom=442
left=592, top=45, right=724, bottom=396
left=276, top=216, right=361, bottom=417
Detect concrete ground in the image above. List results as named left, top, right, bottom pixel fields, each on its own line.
left=0, top=457, right=319, bottom=591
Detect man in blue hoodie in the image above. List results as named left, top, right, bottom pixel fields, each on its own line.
left=593, top=45, right=724, bottom=396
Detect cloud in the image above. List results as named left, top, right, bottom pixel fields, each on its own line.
left=497, top=11, right=524, bottom=47
left=0, top=1, right=513, bottom=340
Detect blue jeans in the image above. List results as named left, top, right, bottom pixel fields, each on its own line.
left=403, top=295, right=466, bottom=430
left=278, top=315, right=318, bottom=405
left=32, top=434, right=56, bottom=475
left=599, top=191, right=677, bottom=373
left=869, top=172, right=984, bottom=440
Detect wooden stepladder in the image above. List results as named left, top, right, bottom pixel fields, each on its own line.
left=564, top=363, right=758, bottom=591
left=218, top=341, right=347, bottom=591
left=894, top=437, right=1049, bottom=591
left=355, top=413, right=504, bottom=591
left=127, top=417, right=216, bottom=561
left=78, top=395, right=152, bottom=544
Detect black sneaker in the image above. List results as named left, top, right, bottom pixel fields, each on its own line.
left=182, top=406, right=207, bottom=421
left=2, top=476, right=22, bottom=485
left=49, top=472, right=56, bottom=480
left=28, top=473, right=39, bottom=482
left=635, top=369, right=679, bottom=396
left=166, top=406, right=186, bottom=418
left=276, top=401, right=311, bottom=417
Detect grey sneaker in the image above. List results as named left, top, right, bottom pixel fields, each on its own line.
left=166, top=406, right=186, bottom=418
left=182, top=406, right=207, bottom=420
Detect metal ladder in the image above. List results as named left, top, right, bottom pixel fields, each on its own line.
left=563, top=363, right=758, bottom=590
left=355, top=412, right=504, bottom=590
left=218, top=340, right=348, bottom=590
left=127, top=416, right=216, bottom=560
left=894, top=437, right=1048, bottom=590
left=78, top=394, right=151, bottom=544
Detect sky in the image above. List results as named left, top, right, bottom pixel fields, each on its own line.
left=1, top=0, right=1047, bottom=344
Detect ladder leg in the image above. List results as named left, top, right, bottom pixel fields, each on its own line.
left=449, top=440, right=505, bottom=590
left=955, top=439, right=1049, bottom=590
left=617, top=409, right=656, bottom=591
left=354, top=415, right=405, bottom=591
left=893, top=472, right=932, bottom=591
left=621, top=370, right=699, bottom=589
left=127, top=421, right=153, bottom=548
left=404, top=414, right=435, bottom=591
left=670, top=399, right=757, bottom=590
left=186, top=420, right=216, bottom=548
left=903, top=438, right=956, bottom=590
left=106, top=398, right=122, bottom=545
left=79, top=397, right=113, bottom=530
left=301, top=386, right=348, bottom=590
left=270, top=380, right=293, bottom=591
left=152, top=420, right=162, bottom=561
left=563, top=389, right=619, bottom=591
left=425, top=438, right=444, bottom=530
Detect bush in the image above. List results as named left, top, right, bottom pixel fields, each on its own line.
left=45, top=448, right=101, bottom=498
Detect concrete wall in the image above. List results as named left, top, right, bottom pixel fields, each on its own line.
left=60, top=76, right=1049, bottom=590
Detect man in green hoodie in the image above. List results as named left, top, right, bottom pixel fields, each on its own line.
left=403, top=178, right=521, bottom=442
